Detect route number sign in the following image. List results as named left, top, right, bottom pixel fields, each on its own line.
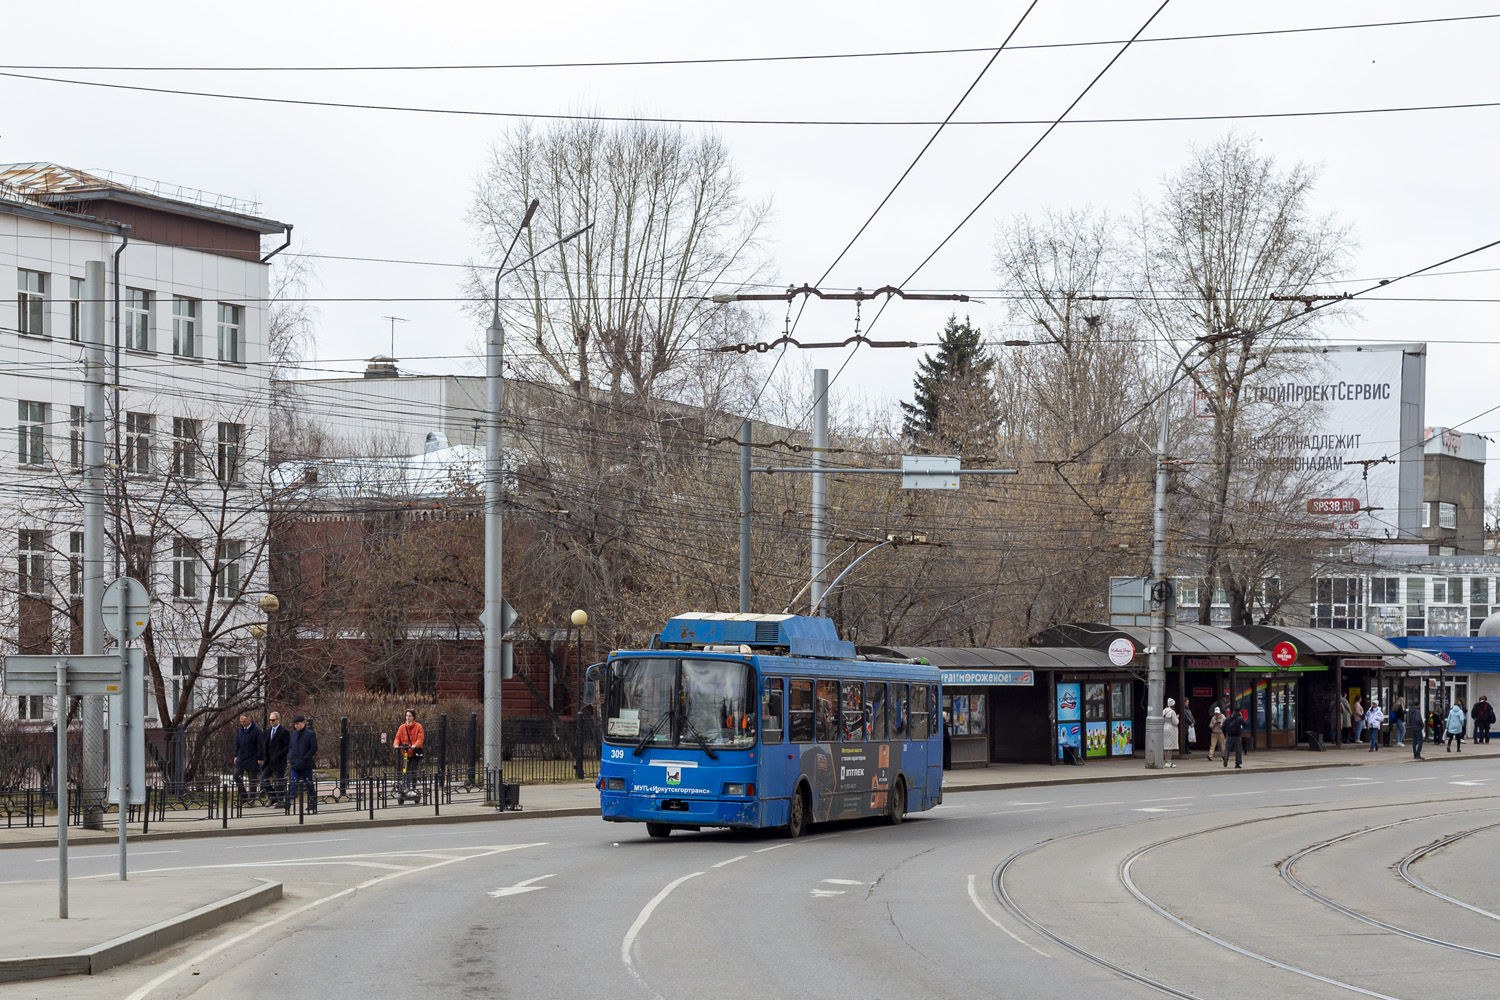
left=1272, top=641, right=1298, bottom=667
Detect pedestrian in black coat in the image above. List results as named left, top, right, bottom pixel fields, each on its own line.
left=287, top=715, right=319, bottom=813
left=261, top=712, right=290, bottom=807
left=232, top=714, right=263, bottom=799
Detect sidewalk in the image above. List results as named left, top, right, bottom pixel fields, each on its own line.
left=2, top=738, right=1492, bottom=984
left=0, top=874, right=280, bottom=984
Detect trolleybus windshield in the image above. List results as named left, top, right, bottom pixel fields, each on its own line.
left=605, top=657, right=756, bottom=751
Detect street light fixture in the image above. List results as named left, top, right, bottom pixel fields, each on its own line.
left=571, top=609, right=589, bottom=779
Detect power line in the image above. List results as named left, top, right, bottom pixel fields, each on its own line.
left=3, top=13, right=1493, bottom=72
left=5, top=67, right=1496, bottom=127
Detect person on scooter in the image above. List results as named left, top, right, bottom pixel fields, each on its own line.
left=394, top=709, right=425, bottom=793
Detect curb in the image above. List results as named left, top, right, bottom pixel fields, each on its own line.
left=0, top=878, right=282, bottom=984
left=0, top=805, right=603, bottom=851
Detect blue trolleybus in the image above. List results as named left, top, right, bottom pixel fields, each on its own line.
left=598, top=613, right=943, bottom=838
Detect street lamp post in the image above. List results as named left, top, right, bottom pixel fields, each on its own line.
left=572, top=609, right=588, bottom=779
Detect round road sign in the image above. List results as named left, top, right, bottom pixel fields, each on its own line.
left=1107, top=637, right=1136, bottom=666
left=1271, top=641, right=1298, bottom=667
left=101, top=577, right=151, bottom=642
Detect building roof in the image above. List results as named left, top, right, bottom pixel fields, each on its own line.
left=1229, top=625, right=1404, bottom=659
left=1391, top=636, right=1500, bottom=675
left=1386, top=649, right=1452, bottom=670
left=1033, top=622, right=1266, bottom=657
left=860, top=645, right=1118, bottom=670
left=272, top=444, right=483, bottom=501
left=0, top=162, right=287, bottom=234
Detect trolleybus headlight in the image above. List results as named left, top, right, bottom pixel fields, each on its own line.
left=724, top=783, right=746, bottom=796
left=606, top=777, right=627, bottom=791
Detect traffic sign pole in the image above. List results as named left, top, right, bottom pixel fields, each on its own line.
left=57, top=660, right=68, bottom=919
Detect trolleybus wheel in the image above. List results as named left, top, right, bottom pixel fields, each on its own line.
left=885, top=778, right=906, bottom=826
left=646, top=822, right=672, bottom=839
left=785, top=786, right=808, bottom=839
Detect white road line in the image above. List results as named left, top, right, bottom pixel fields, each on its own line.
left=223, top=837, right=348, bottom=850
left=1282, top=786, right=1327, bottom=791
left=1395, top=777, right=1433, bottom=782
left=123, top=844, right=536, bottom=1000
left=712, top=855, right=746, bottom=868
left=821, top=878, right=864, bottom=885
left=1005, top=801, right=1051, bottom=806
left=1340, top=781, right=1385, bottom=787
left=1141, top=796, right=1193, bottom=803
left=622, top=872, right=703, bottom=990
left=755, top=844, right=791, bottom=853
left=83, top=843, right=547, bottom=878
left=489, top=874, right=556, bottom=897
left=989, top=808, right=1045, bottom=816
left=1211, top=790, right=1265, bottom=798
left=967, top=874, right=1049, bottom=958
left=1134, top=807, right=1184, bottom=813
left=810, top=889, right=845, bottom=897
left=1063, top=801, right=1121, bottom=809
left=35, top=850, right=178, bottom=863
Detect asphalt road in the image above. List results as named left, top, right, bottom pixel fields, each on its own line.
left=7, top=754, right=1497, bottom=1000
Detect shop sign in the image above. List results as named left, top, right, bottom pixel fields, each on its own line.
left=1107, top=638, right=1136, bottom=666
left=1057, top=683, right=1081, bottom=722
left=940, top=669, right=1033, bottom=686
left=1341, top=658, right=1386, bottom=667
left=1186, top=659, right=1238, bottom=670
left=1192, top=686, right=1214, bottom=697
left=1272, top=641, right=1299, bottom=667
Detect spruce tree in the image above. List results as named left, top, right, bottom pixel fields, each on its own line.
left=899, top=315, right=996, bottom=450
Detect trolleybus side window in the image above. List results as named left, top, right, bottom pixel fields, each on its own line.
left=867, top=682, right=887, bottom=740
left=815, top=679, right=839, bottom=743
left=911, top=684, right=930, bottom=740
left=841, top=680, right=864, bottom=741
left=762, top=677, right=784, bottom=745
left=891, top=683, right=909, bottom=736
left=788, top=679, right=814, bottom=743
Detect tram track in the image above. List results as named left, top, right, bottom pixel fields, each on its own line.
left=1398, top=824, right=1500, bottom=921
left=992, top=798, right=1500, bottom=999
left=1278, top=816, right=1500, bottom=959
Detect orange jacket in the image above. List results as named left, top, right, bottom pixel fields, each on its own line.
left=395, top=721, right=425, bottom=751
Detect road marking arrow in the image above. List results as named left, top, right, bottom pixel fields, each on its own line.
left=489, top=874, right=557, bottom=897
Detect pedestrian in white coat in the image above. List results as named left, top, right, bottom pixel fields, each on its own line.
left=1364, top=702, right=1385, bottom=751
left=1162, top=698, right=1179, bottom=768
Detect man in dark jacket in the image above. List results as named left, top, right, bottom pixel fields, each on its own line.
left=232, top=714, right=263, bottom=800
left=261, top=712, right=290, bottom=807
left=1222, top=711, right=1245, bottom=769
left=1474, top=696, right=1495, bottom=744
left=287, top=715, right=319, bottom=813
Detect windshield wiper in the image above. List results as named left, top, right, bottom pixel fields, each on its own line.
left=680, top=718, right=719, bottom=760
left=633, top=709, right=673, bottom=756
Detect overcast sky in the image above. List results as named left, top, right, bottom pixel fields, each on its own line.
left=5, top=0, right=1497, bottom=466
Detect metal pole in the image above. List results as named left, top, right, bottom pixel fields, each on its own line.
left=739, top=419, right=752, bottom=614
left=1145, top=381, right=1171, bottom=770
left=483, top=309, right=504, bottom=774
left=82, top=261, right=107, bottom=829
left=56, top=660, right=69, bottom=919
left=809, top=369, right=829, bottom=615
left=574, top=627, right=584, bottom=780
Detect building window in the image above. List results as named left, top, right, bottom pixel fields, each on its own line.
left=217, top=303, right=243, bottom=363
left=1439, top=502, right=1457, bottom=530
left=1433, top=578, right=1448, bottom=604
left=17, top=695, right=45, bottom=721
left=69, top=405, right=84, bottom=470
left=171, top=417, right=200, bottom=479
left=18, top=529, right=49, bottom=595
left=69, top=531, right=83, bottom=599
left=1405, top=576, right=1426, bottom=636
left=216, top=540, right=244, bottom=599
left=68, top=276, right=84, bottom=341
left=216, top=656, right=244, bottom=705
left=124, top=288, right=151, bottom=351
left=217, top=422, right=242, bottom=483
left=17, top=269, right=45, bottom=337
left=172, top=537, right=199, bottom=600
left=1370, top=577, right=1400, bottom=604
left=171, top=657, right=198, bottom=712
left=171, top=297, right=198, bottom=357
left=1311, top=576, right=1364, bottom=630
left=125, top=412, right=152, bottom=474
left=126, top=534, right=153, bottom=584
left=17, top=400, right=46, bottom=467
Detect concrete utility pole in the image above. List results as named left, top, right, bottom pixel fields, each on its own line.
left=483, top=296, right=507, bottom=775
left=739, top=419, right=752, bottom=613
left=82, top=260, right=107, bottom=826
left=808, top=369, right=829, bottom=615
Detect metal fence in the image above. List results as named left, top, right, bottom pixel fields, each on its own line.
left=0, top=712, right=601, bottom=816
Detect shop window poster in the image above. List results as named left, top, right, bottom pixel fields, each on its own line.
left=1058, top=722, right=1082, bottom=759
left=953, top=695, right=970, bottom=736
left=1085, top=721, right=1108, bottom=758
left=1057, top=683, right=1081, bottom=722
left=1112, top=720, right=1133, bottom=756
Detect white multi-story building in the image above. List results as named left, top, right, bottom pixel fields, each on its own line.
left=0, top=163, right=289, bottom=727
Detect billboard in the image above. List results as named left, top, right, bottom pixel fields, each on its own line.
left=1204, top=344, right=1425, bottom=538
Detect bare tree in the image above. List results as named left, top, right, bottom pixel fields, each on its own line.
left=1134, top=133, right=1354, bottom=624
left=466, top=118, right=773, bottom=404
